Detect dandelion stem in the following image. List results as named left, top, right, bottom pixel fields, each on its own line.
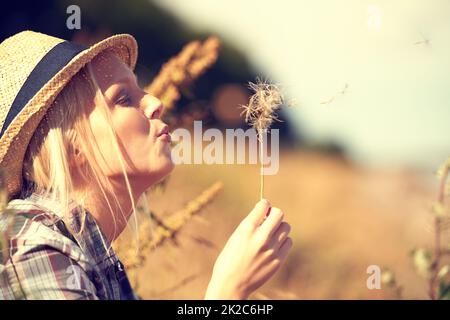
left=260, top=171, right=264, bottom=201
left=259, top=130, right=264, bottom=200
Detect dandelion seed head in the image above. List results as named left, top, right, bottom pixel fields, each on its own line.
left=241, top=78, right=284, bottom=135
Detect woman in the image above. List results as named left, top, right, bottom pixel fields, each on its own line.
left=0, top=31, right=292, bottom=300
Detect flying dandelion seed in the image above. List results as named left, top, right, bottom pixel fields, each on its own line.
left=414, top=33, right=431, bottom=47
left=320, top=96, right=336, bottom=106
left=340, top=83, right=349, bottom=95
left=320, top=83, right=349, bottom=106
left=241, top=78, right=284, bottom=200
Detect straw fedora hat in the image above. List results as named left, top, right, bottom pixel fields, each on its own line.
left=0, top=30, right=138, bottom=200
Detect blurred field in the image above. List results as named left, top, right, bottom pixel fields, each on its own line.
left=127, top=149, right=439, bottom=299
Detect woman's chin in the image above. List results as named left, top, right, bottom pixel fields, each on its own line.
left=134, top=164, right=172, bottom=191
left=152, top=157, right=175, bottom=181
left=163, top=156, right=175, bottom=174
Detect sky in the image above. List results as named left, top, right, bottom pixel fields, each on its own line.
left=154, top=0, right=450, bottom=170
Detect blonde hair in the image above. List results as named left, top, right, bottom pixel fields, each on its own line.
left=21, top=50, right=142, bottom=249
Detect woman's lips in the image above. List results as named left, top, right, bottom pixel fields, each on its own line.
left=157, top=125, right=171, bottom=143
left=158, top=132, right=171, bottom=142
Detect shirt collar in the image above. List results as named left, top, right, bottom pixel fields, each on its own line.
left=23, top=188, right=117, bottom=268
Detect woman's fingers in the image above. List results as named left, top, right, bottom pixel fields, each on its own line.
left=245, top=199, right=271, bottom=229
left=269, top=221, right=291, bottom=251
left=258, top=236, right=293, bottom=280
left=258, top=206, right=284, bottom=239
left=277, top=237, right=293, bottom=262
left=208, top=201, right=293, bottom=299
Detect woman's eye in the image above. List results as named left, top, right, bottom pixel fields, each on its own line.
left=116, top=95, right=131, bottom=106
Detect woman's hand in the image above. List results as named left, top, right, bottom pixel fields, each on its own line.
left=205, top=199, right=293, bottom=300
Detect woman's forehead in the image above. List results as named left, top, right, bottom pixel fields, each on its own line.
left=91, top=52, right=135, bottom=90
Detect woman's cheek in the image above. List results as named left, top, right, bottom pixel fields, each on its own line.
left=116, top=108, right=149, bottom=132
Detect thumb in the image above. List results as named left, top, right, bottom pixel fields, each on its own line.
left=245, top=199, right=271, bottom=229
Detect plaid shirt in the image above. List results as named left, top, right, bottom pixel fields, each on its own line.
left=0, top=190, right=137, bottom=300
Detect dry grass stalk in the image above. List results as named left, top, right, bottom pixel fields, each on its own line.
left=241, top=78, right=284, bottom=200
left=144, top=36, right=221, bottom=113
left=114, top=181, right=223, bottom=271
left=429, top=156, right=450, bottom=299
left=157, top=273, right=201, bottom=295
left=384, top=157, right=450, bottom=299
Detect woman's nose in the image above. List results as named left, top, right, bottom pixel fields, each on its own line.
left=142, top=94, right=163, bottom=119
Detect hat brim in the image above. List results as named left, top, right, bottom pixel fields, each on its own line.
left=0, top=33, right=138, bottom=199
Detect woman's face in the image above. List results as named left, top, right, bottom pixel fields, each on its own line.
left=86, top=52, right=174, bottom=192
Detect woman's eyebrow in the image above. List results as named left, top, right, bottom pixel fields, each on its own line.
left=115, top=73, right=138, bottom=85
left=104, top=73, right=139, bottom=99
left=105, top=83, right=129, bottom=101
